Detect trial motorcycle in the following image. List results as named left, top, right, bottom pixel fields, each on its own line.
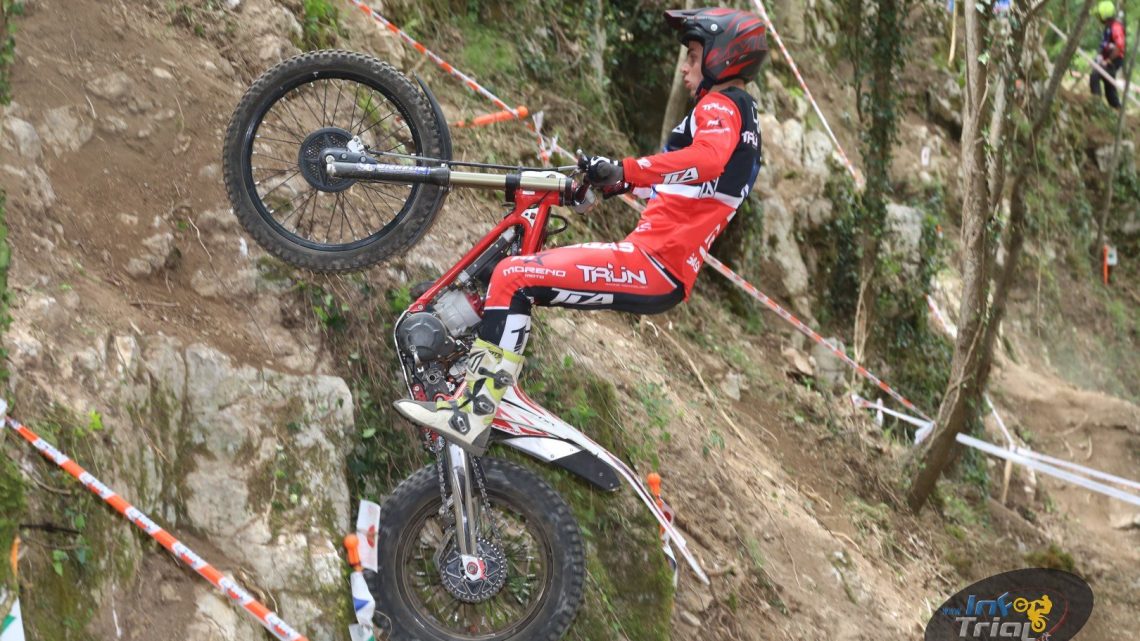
left=222, top=50, right=707, bottom=641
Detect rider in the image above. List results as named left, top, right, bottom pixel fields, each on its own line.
left=395, top=7, right=768, bottom=454
left=1090, top=1, right=1126, bottom=109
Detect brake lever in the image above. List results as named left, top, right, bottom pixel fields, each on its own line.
left=571, top=184, right=597, bottom=215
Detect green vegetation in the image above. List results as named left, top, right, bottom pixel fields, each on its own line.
left=297, top=0, right=346, bottom=51
left=0, top=184, right=19, bottom=626
left=0, top=1, right=22, bottom=105
left=1025, top=543, right=1077, bottom=573
left=522, top=347, right=674, bottom=641
left=811, top=173, right=952, bottom=437
left=15, top=405, right=133, bottom=641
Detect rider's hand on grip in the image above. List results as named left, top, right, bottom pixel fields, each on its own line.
left=578, top=154, right=624, bottom=187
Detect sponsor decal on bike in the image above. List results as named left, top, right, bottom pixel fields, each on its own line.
left=501, top=265, right=567, bottom=278
left=569, top=241, right=636, bottom=253
left=521, top=207, right=539, bottom=224
left=575, top=264, right=648, bottom=286
left=549, top=289, right=615, bottom=306
left=662, top=167, right=699, bottom=184
left=924, top=568, right=1093, bottom=641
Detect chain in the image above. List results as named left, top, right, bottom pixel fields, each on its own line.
left=432, top=435, right=451, bottom=521
left=472, top=456, right=503, bottom=549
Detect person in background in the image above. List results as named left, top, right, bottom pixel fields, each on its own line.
left=1090, top=1, right=1127, bottom=109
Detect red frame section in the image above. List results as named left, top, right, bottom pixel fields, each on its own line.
left=408, top=188, right=562, bottom=313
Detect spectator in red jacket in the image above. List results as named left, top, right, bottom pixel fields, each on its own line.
left=1091, top=1, right=1127, bottom=109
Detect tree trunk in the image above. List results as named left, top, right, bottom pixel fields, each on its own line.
left=977, top=0, right=1100, bottom=392
left=907, top=1, right=1096, bottom=512
left=659, top=0, right=695, bottom=148
left=589, top=0, right=608, bottom=110
left=851, top=0, right=904, bottom=365
left=907, top=0, right=991, bottom=512
left=1093, top=16, right=1140, bottom=255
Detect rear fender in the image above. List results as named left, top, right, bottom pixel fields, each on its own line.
left=499, top=436, right=620, bottom=491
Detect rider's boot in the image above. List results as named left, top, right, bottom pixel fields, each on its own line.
left=393, top=338, right=523, bottom=456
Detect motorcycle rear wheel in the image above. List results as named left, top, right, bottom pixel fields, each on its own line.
left=222, top=49, right=447, bottom=273
left=370, top=458, right=585, bottom=641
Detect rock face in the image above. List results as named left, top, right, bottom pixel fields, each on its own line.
left=4, top=306, right=354, bottom=640
left=885, top=203, right=926, bottom=276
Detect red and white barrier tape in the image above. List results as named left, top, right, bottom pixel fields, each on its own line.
left=1046, top=20, right=1140, bottom=108
left=347, top=0, right=523, bottom=119
left=748, top=0, right=863, bottom=188
left=0, top=403, right=308, bottom=641
left=701, top=250, right=933, bottom=421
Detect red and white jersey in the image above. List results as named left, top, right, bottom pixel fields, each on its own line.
left=621, top=86, right=762, bottom=295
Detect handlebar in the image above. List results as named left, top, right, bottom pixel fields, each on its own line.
left=325, top=157, right=575, bottom=202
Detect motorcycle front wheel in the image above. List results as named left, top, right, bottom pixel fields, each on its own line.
left=370, top=458, right=585, bottom=641
left=222, top=50, right=447, bottom=273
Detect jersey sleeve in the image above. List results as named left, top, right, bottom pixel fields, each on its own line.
left=621, top=92, right=742, bottom=187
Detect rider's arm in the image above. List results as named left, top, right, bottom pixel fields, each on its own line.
left=621, top=92, right=742, bottom=187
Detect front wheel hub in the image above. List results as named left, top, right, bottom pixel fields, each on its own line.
left=298, top=126, right=354, bottom=192
left=437, top=538, right=507, bottom=603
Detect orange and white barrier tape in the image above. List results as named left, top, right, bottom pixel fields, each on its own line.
left=347, top=1, right=551, bottom=162
left=748, top=0, right=863, bottom=188
left=700, top=250, right=933, bottom=421
left=453, top=105, right=529, bottom=129
left=348, top=0, right=524, bottom=119
left=0, top=402, right=308, bottom=641
left=922, top=294, right=1140, bottom=505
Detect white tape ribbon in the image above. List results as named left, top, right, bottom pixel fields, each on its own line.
left=957, top=434, right=1140, bottom=507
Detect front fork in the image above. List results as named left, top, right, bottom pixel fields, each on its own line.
left=443, top=443, right=489, bottom=581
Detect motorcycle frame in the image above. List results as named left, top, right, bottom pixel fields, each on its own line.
left=372, top=170, right=708, bottom=585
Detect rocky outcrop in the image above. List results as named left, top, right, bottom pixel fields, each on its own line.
left=4, top=288, right=354, bottom=640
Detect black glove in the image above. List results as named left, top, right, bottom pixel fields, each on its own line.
left=579, top=155, right=625, bottom=187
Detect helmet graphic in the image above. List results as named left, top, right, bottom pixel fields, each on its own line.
left=664, top=8, right=769, bottom=96
left=1094, top=1, right=1115, bottom=20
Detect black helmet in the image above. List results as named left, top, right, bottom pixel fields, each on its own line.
left=664, top=8, right=769, bottom=96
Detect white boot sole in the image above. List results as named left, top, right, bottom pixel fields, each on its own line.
left=392, top=399, right=490, bottom=456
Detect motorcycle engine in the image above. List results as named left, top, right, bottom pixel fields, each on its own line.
left=395, top=287, right=484, bottom=399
